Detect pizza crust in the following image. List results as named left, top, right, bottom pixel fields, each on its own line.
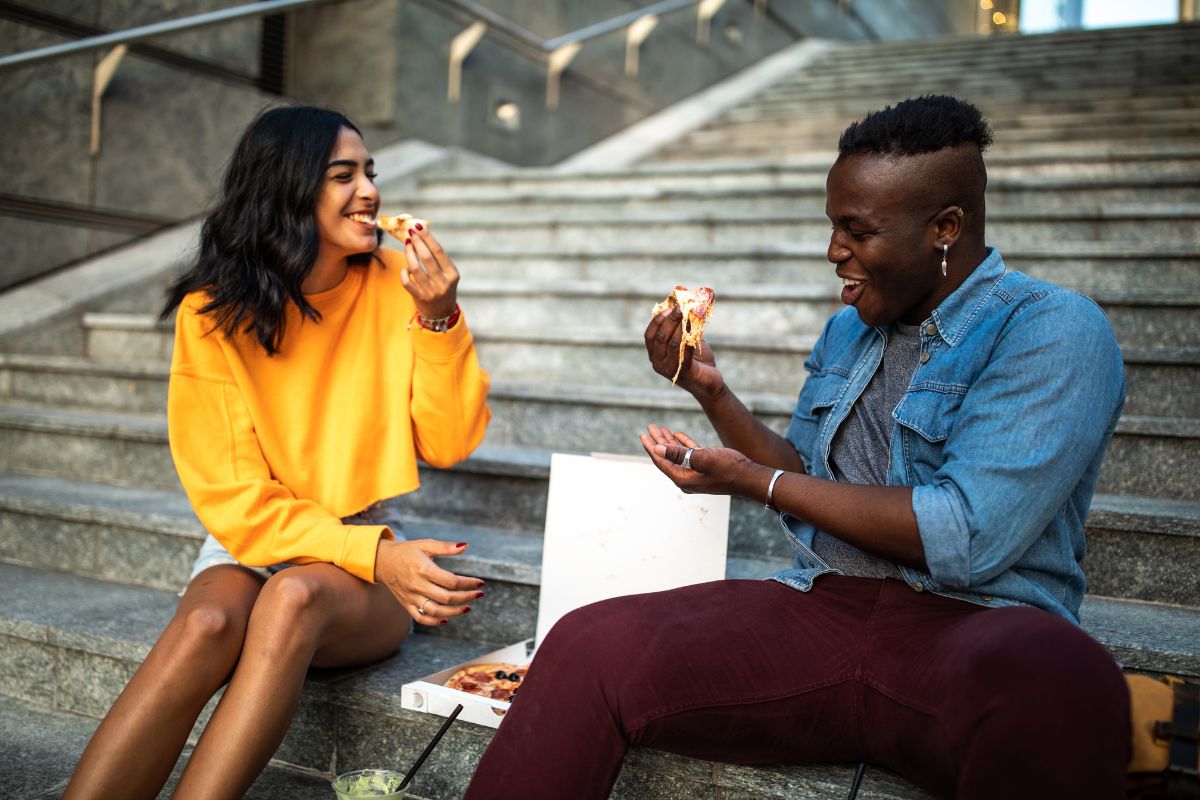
left=377, top=213, right=429, bottom=241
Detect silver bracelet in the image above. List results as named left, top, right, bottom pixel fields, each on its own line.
left=765, top=469, right=785, bottom=511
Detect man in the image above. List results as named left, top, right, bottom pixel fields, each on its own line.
left=465, top=95, right=1130, bottom=799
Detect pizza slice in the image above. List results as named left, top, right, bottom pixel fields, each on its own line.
left=376, top=213, right=429, bottom=241
left=651, top=285, right=715, bottom=384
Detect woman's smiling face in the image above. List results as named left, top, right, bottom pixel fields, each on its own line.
left=825, top=154, right=952, bottom=328
left=314, top=126, right=380, bottom=264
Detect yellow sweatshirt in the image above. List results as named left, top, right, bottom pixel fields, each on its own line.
left=167, top=248, right=491, bottom=583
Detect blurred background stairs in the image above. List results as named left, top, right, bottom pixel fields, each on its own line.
left=2, top=19, right=1199, bottom=800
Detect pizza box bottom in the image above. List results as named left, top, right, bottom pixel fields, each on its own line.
left=401, top=639, right=535, bottom=729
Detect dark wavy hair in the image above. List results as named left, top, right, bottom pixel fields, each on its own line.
left=838, top=94, right=993, bottom=157
left=162, top=105, right=379, bottom=355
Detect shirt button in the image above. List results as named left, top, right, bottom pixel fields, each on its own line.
left=913, top=581, right=924, bottom=592
left=919, top=352, right=930, bottom=364
left=925, top=323, right=937, bottom=336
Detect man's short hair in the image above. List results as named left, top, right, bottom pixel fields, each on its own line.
left=838, top=95, right=993, bottom=157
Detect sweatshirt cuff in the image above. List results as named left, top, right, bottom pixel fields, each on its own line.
left=337, top=524, right=395, bottom=583
left=413, top=312, right=472, bottom=359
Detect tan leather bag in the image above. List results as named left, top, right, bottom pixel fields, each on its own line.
left=1126, top=675, right=1198, bottom=799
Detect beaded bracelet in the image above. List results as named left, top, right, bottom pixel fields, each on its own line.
left=412, top=304, right=461, bottom=333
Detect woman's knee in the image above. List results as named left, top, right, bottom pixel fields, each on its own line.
left=173, top=602, right=250, bottom=656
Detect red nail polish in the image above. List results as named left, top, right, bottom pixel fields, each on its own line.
left=415, top=223, right=424, bottom=231
left=463, top=606, right=472, bottom=614
left=476, top=579, right=486, bottom=587
left=439, top=619, right=448, bottom=625
left=456, top=542, right=467, bottom=547
left=405, top=238, right=411, bottom=246
left=475, top=591, right=485, bottom=599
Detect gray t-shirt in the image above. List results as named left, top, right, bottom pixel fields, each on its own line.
left=811, top=321, right=922, bottom=578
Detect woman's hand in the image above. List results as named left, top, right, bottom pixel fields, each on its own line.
left=639, top=424, right=770, bottom=498
left=644, top=307, right=724, bottom=399
left=401, top=225, right=459, bottom=320
left=374, top=538, right=485, bottom=625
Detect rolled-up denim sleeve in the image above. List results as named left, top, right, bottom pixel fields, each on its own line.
left=912, top=292, right=1125, bottom=589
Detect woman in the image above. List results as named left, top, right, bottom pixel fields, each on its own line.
left=64, top=106, right=491, bottom=799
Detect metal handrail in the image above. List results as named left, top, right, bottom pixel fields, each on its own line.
left=0, top=0, right=334, bottom=71
left=542, top=0, right=702, bottom=51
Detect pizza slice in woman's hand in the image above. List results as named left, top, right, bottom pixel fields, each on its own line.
left=377, top=213, right=429, bottom=241
left=651, top=285, right=716, bottom=384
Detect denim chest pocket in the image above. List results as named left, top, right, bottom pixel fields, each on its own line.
left=893, top=386, right=966, bottom=478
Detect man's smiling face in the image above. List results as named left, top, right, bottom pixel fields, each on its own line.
left=825, top=153, right=952, bottom=328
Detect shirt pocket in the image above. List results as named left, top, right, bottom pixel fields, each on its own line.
left=893, top=385, right=967, bottom=477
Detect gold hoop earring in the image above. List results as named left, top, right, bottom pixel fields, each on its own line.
left=941, top=244, right=948, bottom=277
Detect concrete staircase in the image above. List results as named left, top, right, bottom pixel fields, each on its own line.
left=3, top=21, right=1200, bottom=800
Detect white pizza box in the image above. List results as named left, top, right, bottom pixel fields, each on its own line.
left=401, top=451, right=730, bottom=728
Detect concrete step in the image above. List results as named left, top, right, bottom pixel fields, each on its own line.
left=708, top=107, right=1200, bottom=136
left=2, top=454, right=1198, bottom=611
left=399, top=178, right=1200, bottom=220
left=742, top=93, right=1200, bottom=120
left=0, top=383, right=1195, bottom=502
left=421, top=145, right=1200, bottom=196
left=0, top=471, right=785, bottom=646
left=379, top=209, right=1200, bottom=252
left=686, top=125, right=1200, bottom=153
left=0, top=562, right=936, bottom=800
left=0, top=693, right=342, bottom=800
left=16, top=328, right=1200, bottom=419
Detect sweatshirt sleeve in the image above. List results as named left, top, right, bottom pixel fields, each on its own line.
left=168, top=303, right=393, bottom=582
left=408, top=310, right=492, bottom=468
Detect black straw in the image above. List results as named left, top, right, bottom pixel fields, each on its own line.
left=397, top=704, right=463, bottom=791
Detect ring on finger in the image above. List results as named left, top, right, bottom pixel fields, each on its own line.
left=681, top=448, right=694, bottom=470
left=418, top=598, right=432, bottom=615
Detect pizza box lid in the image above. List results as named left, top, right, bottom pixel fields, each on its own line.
left=401, top=452, right=730, bottom=728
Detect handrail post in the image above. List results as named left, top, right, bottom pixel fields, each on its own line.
left=90, top=45, right=127, bottom=157
left=546, top=41, right=582, bottom=108
left=625, top=14, right=659, bottom=77
left=448, top=20, right=487, bottom=103
left=697, top=0, right=729, bottom=44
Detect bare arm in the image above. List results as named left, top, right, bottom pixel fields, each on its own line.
left=641, top=428, right=926, bottom=571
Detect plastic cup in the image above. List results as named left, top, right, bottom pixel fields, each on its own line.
left=331, top=768, right=407, bottom=799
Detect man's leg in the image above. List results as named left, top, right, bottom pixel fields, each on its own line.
left=860, top=581, right=1130, bottom=799
left=465, top=577, right=889, bottom=800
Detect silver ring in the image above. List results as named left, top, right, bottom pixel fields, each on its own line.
left=681, top=448, right=695, bottom=470
left=418, top=598, right=431, bottom=615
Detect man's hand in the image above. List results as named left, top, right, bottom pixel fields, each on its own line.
left=644, top=307, right=724, bottom=399
left=639, top=424, right=771, bottom=499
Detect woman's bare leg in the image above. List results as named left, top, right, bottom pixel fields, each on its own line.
left=62, top=566, right=264, bottom=800
left=172, top=563, right=408, bottom=800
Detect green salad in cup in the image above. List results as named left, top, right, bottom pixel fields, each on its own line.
left=331, top=768, right=406, bottom=798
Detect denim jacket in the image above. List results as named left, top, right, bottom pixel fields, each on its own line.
left=773, top=249, right=1126, bottom=623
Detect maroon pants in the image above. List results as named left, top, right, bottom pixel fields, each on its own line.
left=464, top=577, right=1129, bottom=799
